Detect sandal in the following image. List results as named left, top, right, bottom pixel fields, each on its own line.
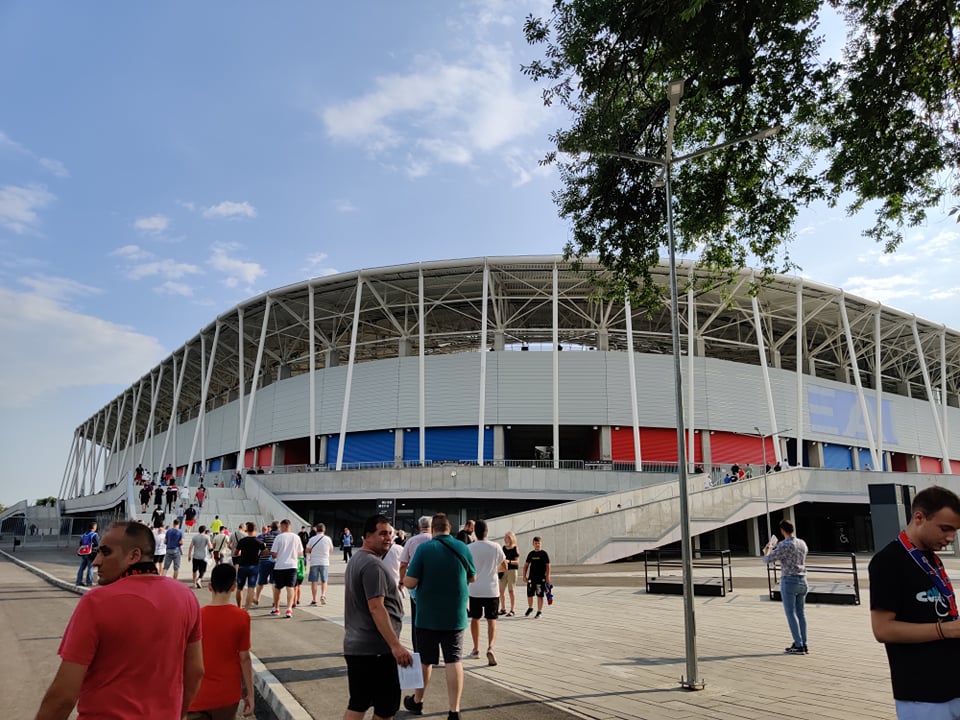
left=506, top=610, right=515, bottom=617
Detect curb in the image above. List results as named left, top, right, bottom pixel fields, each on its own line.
left=0, top=548, right=314, bottom=720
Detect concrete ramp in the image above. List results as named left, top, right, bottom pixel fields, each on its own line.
left=486, top=468, right=884, bottom=564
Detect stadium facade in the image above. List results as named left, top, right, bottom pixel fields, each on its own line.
left=57, top=256, right=960, bottom=555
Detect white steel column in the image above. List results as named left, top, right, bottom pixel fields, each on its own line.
left=186, top=325, right=220, bottom=486
left=418, top=268, right=426, bottom=465
left=478, top=261, right=490, bottom=465
left=139, top=368, right=163, bottom=467
left=239, top=299, right=272, bottom=473
left=110, top=393, right=128, bottom=483
left=309, top=284, right=317, bottom=465
left=686, top=279, right=695, bottom=471
left=751, top=292, right=782, bottom=463
left=84, top=415, right=100, bottom=494
left=59, top=431, right=80, bottom=498
left=911, top=319, right=950, bottom=470
left=237, top=308, right=245, bottom=458
left=552, top=262, right=560, bottom=469
left=91, top=405, right=113, bottom=491
left=625, top=296, right=642, bottom=471
left=942, top=330, right=951, bottom=473
left=875, top=307, right=883, bottom=468
left=337, top=278, right=363, bottom=471
left=118, top=381, right=144, bottom=487
left=160, top=351, right=189, bottom=472
left=839, top=295, right=879, bottom=469
left=796, top=283, right=804, bottom=465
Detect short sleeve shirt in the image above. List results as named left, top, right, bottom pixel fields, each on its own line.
left=468, top=540, right=506, bottom=598
left=406, top=535, right=475, bottom=631
left=343, top=550, right=403, bottom=655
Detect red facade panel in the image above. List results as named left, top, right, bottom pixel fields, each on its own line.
left=951, top=460, right=960, bottom=475
left=709, top=432, right=775, bottom=465
left=610, top=427, right=702, bottom=463
left=919, top=456, right=942, bottom=474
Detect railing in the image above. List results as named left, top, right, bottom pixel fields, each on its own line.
left=643, top=548, right=734, bottom=596
left=766, top=551, right=861, bottom=605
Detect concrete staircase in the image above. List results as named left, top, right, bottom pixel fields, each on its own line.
left=131, top=487, right=265, bottom=534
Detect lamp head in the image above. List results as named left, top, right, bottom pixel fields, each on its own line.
left=757, top=125, right=782, bottom=139
left=668, top=78, right=685, bottom=101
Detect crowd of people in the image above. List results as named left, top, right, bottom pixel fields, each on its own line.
left=46, top=481, right=960, bottom=720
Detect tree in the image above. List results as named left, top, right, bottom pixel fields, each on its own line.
left=523, top=0, right=959, bottom=300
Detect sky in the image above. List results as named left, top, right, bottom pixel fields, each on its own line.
left=0, top=1, right=957, bottom=507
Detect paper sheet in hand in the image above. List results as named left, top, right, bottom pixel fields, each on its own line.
left=398, top=652, right=424, bottom=689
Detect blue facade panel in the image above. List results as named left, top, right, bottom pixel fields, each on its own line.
left=402, top=427, right=493, bottom=463
left=856, top=447, right=885, bottom=471
left=209, top=458, right=222, bottom=472
left=823, top=443, right=853, bottom=470
left=326, top=430, right=395, bottom=466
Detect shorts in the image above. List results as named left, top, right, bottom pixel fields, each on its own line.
left=308, top=565, right=329, bottom=583
left=273, top=568, right=297, bottom=589
left=163, top=552, right=181, bottom=571
left=186, top=519, right=196, bottom=528
left=527, top=580, right=546, bottom=598
left=193, top=559, right=208, bottom=576
left=415, top=628, right=463, bottom=666
left=499, top=568, right=518, bottom=591
left=257, top=558, right=275, bottom=586
left=153, top=554, right=165, bottom=564
left=236, top=564, right=258, bottom=589
left=468, top=596, right=500, bottom=620
left=344, top=654, right=401, bottom=718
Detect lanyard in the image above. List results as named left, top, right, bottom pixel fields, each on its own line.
left=898, top=531, right=959, bottom=620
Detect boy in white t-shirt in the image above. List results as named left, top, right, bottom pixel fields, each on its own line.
left=467, top=519, right=507, bottom=666
left=305, top=523, right=334, bottom=606
left=269, top=519, right=303, bottom=618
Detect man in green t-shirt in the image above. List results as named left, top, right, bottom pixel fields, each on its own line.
left=402, top=513, right=476, bottom=720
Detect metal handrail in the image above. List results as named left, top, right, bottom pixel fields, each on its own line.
left=766, top=551, right=860, bottom=605
left=643, top=548, right=734, bottom=595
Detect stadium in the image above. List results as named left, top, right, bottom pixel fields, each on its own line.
left=19, top=255, right=960, bottom=562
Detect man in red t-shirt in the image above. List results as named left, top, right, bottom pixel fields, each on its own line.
left=188, top=564, right=254, bottom=719
left=35, top=521, right=203, bottom=720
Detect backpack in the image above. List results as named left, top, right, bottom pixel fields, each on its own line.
left=77, top=531, right=95, bottom=556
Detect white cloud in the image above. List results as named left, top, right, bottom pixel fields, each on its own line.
left=208, top=242, right=265, bottom=288
left=303, top=252, right=338, bottom=277
left=0, top=281, right=165, bottom=407
left=156, top=281, right=194, bottom=297
left=134, top=214, right=170, bottom=233
left=202, top=201, right=257, bottom=219
left=321, top=42, right=551, bottom=178
left=128, top=259, right=202, bottom=281
left=842, top=273, right=922, bottom=304
left=0, top=130, right=69, bottom=178
left=502, top=147, right=553, bottom=187
left=0, top=184, right=55, bottom=234
left=19, top=274, right=101, bottom=302
left=110, top=244, right=152, bottom=261
left=334, top=199, right=357, bottom=213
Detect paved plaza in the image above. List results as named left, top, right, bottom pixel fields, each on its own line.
left=3, top=543, right=911, bottom=719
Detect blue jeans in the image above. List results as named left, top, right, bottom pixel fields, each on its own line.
left=781, top=575, right=808, bottom=647
left=76, top=555, right=94, bottom=585
left=895, top=698, right=960, bottom=720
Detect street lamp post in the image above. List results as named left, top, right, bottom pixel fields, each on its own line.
left=579, top=79, right=780, bottom=691
left=754, top=426, right=793, bottom=544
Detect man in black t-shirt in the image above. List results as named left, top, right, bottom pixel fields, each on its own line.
left=234, top=522, right=266, bottom=610
left=869, top=485, right=960, bottom=717
left=522, top=536, right=551, bottom=618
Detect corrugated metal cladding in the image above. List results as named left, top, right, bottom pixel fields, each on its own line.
left=402, top=427, right=494, bottom=462
left=709, top=432, right=775, bottom=465
left=325, top=430, right=395, bottom=465
left=823, top=443, right=854, bottom=470
left=610, top=427, right=703, bottom=462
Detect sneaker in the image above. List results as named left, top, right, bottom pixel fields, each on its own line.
left=802, top=645, right=809, bottom=654
left=486, top=649, right=497, bottom=666
left=447, top=713, right=460, bottom=720
left=784, top=644, right=804, bottom=654
left=321, top=596, right=326, bottom=605
left=403, top=695, right=423, bottom=715
left=269, top=609, right=279, bottom=616
left=535, top=611, right=542, bottom=618
left=309, top=601, right=318, bottom=606
left=497, top=609, right=506, bottom=615
left=285, top=609, right=293, bottom=618
left=524, top=608, right=533, bottom=617
left=468, top=648, right=480, bottom=658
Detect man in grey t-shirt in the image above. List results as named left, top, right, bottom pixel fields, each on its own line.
left=343, top=515, right=413, bottom=720
left=189, top=526, right=213, bottom=589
